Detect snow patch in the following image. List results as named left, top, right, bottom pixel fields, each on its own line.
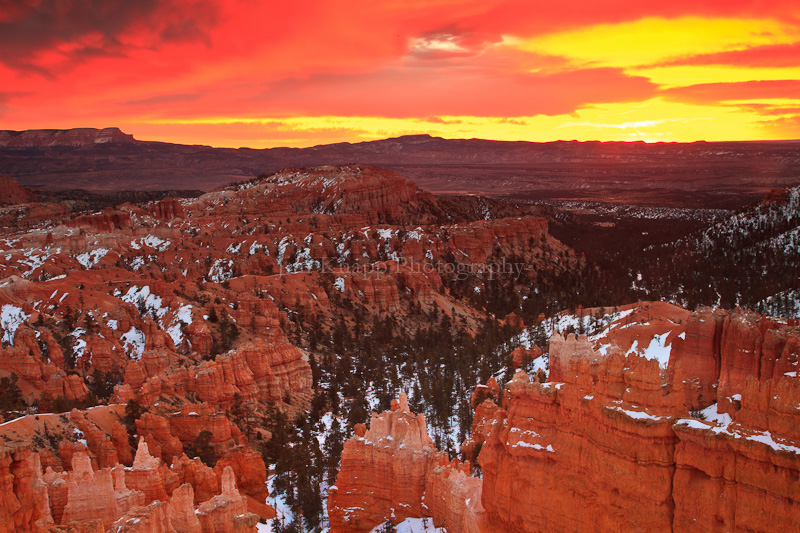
left=166, top=305, right=193, bottom=347
left=607, top=405, right=668, bottom=421
left=369, top=517, right=445, bottom=533
left=638, top=333, right=673, bottom=369
left=698, top=403, right=732, bottom=426
left=377, top=228, right=396, bottom=240
left=334, top=277, right=346, bottom=293
left=208, top=258, right=234, bottom=283
left=122, top=286, right=167, bottom=320
left=131, top=235, right=171, bottom=252
left=1, top=304, right=28, bottom=346
left=405, top=228, right=424, bottom=242
left=121, top=327, right=145, bottom=360
left=75, top=248, right=109, bottom=269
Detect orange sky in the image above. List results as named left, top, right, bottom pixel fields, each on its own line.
left=2, top=0, right=800, bottom=147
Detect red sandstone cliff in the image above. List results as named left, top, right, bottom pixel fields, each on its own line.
left=329, top=303, right=800, bottom=532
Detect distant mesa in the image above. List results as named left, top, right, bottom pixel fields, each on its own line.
left=0, top=127, right=135, bottom=148
left=0, top=127, right=799, bottom=208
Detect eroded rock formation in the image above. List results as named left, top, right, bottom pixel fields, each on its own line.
left=329, top=303, right=800, bottom=532
left=0, top=439, right=264, bottom=532
left=328, top=393, right=486, bottom=532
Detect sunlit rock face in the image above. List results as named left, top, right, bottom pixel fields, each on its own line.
left=329, top=302, right=800, bottom=532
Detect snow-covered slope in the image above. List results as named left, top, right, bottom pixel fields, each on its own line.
left=636, top=186, right=800, bottom=315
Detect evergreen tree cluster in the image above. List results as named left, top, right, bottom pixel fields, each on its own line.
left=633, top=188, right=800, bottom=314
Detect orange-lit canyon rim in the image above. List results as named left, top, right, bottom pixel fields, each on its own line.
left=1, top=0, right=800, bottom=147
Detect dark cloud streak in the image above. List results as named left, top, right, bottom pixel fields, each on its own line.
left=0, top=90, right=32, bottom=117
left=123, top=93, right=201, bottom=106
left=0, top=0, right=220, bottom=74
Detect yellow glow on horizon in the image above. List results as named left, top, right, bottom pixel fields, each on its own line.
left=521, top=17, right=800, bottom=70
left=126, top=97, right=797, bottom=149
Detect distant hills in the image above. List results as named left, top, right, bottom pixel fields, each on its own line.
left=1, top=127, right=799, bottom=208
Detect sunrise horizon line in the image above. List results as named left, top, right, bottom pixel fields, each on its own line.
left=3, top=125, right=800, bottom=151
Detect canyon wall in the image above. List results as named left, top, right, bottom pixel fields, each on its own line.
left=329, top=303, right=800, bottom=532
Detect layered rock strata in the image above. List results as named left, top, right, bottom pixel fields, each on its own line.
left=330, top=303, right=800, bottom=532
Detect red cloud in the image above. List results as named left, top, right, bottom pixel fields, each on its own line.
left=244, top=66, right=656, bottom=117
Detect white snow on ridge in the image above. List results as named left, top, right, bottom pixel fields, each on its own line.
left=507, top=426, right=556, bottom=452
left=674, top=418, right=800, bottom=455
left=586, top=308, right=635, bottom=342
left=377, top=228, right=396, bottom=240
left=131, top=235, right=171, bottom=252
left=121, top=286, right=167, bottom=319
left=405, top=228, right=424, bottom=241
left=276, top=236, right=291, bottom=265
left=70, top=327, right=88, bottom=364
left=76, top=248, right=109, bottom=269
left=638, top=332, right=673, bottom=369
left=625, top=340, right=639, bottom=356
left=249, top=241, right=264, bottom=255
left=175, top=304, right=193, bottom=326
left=121, top=327, right=145, bottom=360
left=369, top=517, right=444, bottom=533
left=699, top=403, right=732, bottom=426
left=514, top=441, right=555, bottom=452
left=285, top=246, right=321, bottom=273
left=208, top=258, right=234, bottom=283
left=166, top=305, right=193, bottom=347
left=1, top=304, right=28, bottom=346
left=18, top=250, right=52, bottom=278
left=518, top=308, right=636, bottom=349
left=607, top=404, right=668, bottom=421
left=334, top=277, right=346, bottom=293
